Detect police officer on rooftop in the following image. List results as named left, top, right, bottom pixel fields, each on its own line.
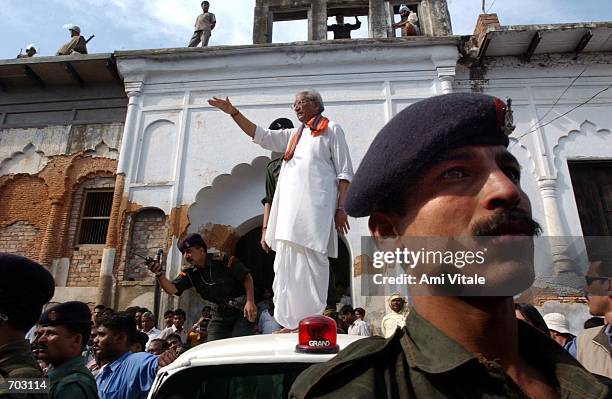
left=289, top=93, right=612, bottom=398
left=147, top=233, right=256, bottom=341
left=38, top=301, right=98, bottom=399
left=0, top=253, right=54, bottom=397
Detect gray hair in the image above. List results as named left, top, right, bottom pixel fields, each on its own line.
left=296, top=89, right=325, bottom=114
left=141, top=311, right=154, bottom=319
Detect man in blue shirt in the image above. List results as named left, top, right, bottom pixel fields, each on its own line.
left=93, top=313, right=176, bottom=399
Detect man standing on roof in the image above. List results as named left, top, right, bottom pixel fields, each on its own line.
left=208, top=90, right=354, bottom=332
left=327, top=16, right=361, bottom=40
left=56, top=25, right=88, bottom=55
left=188, top=1, right=216, bottom=47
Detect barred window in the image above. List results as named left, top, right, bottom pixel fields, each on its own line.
left=77, top=190, right=114, bottom=245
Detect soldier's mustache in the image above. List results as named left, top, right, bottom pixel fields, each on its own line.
left=471, top=209, right=542, bottom=237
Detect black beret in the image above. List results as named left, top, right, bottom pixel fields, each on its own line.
left=178, top=233, right=206, bottom=253
left=39, top=301, right=91, bottom=327
left=0, top=253, right=55, bottom=305
left=345, top=93, right=511, bottom=217
left=269, top=118, right=294, bottom=130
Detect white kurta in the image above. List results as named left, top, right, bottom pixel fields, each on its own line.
left=253, top=121, right=354, bottom=328
left=253, top=121, right=354, bottom=257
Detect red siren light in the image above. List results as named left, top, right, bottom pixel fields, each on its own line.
left=295, top=315, right=339, bottom=354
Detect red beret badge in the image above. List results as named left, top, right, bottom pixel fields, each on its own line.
left=493, top=97, right=515, bottom=136
left=48, top=311, right=59, bottom=321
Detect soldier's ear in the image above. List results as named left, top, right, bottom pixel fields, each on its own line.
left=368, top=212, right=402, bottom=253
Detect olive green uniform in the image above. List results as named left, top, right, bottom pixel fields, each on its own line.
left=48, top=356, right=97, bottom=399
left=290, top=310, right=612, bottom=398
left=0, top=340, right=46, bottom=399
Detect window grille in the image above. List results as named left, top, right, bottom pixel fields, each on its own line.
left=77, top=190, right=114, bottom=245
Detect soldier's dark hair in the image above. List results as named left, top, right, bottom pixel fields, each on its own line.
left=164, top=309, right=175, bottom=318
left=354, top=307, right=366, bottom=317
left=173, top=308, right=186, bottom=318
left=339, top=305, right=354, bottom=316
left=99, top=313, right=136, bottom=345
left=94, top=304, right=106, bottom=311
left=64, top=323, right=92, bottom=351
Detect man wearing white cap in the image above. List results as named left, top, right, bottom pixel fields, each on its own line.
left=543, top=312, right=577, bottom=356
left=380, top=294, right=409, bottom=338
left=392, top=4, right=421, bottom=36
left=17, top=44, right=37, bottom=58
left=56, top=25, right=88, bottom=55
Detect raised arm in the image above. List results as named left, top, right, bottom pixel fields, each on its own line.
left=208, top=96, right=256, bottom=138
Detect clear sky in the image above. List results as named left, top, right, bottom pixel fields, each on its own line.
left=2, top=0, right=611, bottom=59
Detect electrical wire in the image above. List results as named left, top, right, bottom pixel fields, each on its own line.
left=510, top=82, right=612, bottom=145
left=486, top=0, right=498, bottom=14
left=524, top=66, right=588, bottom=133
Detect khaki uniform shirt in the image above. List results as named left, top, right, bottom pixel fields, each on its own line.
left=0, top=339, right=46, bottom=399
left=577, top=326, right=612, bottom=378
left=194, top=12, right=216, bottom=32
left=48, top=356, right=98, bottom=399
left=290, top=310, right=612, bottom=398
left=56, top=36, right=88, bottom=56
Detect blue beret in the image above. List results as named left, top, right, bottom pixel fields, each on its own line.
left=178, top=233, right=206, bottom=253
left=39, top=301, right=91, bottom=326
left=345, top=93, right=511, bottom=217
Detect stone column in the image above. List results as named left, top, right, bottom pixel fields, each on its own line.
left=420, top=0, right=453, bottom=36
left=97, top=87, right=141, bottom=306
left=308, top=0, right=328, bottom=41
left=437, top=66, right=455, bottom=94
left=537, top=177, right=583, bottom=289
left=253, top=3, right=272, bottom=44
left=39, top=196, right=64, bottom=267
left=369, top=0, right=388, bottom=38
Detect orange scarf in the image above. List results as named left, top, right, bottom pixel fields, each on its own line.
left=283, top=115, right=329, bottom=161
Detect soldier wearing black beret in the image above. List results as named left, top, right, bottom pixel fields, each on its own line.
left=0, top=253, right=54, bottom=388
left=38, top=301, right=98, bottom=399
left=290, top=93, right=612, bottom=398
left=146, top=233, right=257, bottom=341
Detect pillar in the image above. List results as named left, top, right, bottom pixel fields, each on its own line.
left=39, top=196, right=64, bottom=267
left=437, top=66, right=455, bottom=94
left=97, top=87, right=141, bottom=306
left=308, top=0, right=328, bottom=41
left=253, top=3, right=272, bottom=44
left=369, top=0, right=388, bottom=38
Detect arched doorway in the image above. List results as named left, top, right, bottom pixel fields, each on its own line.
left=235, top=227, right=351, bottom=307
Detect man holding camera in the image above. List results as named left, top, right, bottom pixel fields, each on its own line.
left=147, top=233, right=256, bottom=341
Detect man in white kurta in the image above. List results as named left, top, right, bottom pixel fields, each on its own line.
left=208, top=90, right=354, bottom=330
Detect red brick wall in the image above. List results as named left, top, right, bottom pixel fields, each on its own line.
left=118, top=209, right=169, bottom=282
left=66, top=176, right=115, bottom=287
left=0, top=221, right=38, bottom=258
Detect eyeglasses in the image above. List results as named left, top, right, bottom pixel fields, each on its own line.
left=292, top=99, right=313, bottom=109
